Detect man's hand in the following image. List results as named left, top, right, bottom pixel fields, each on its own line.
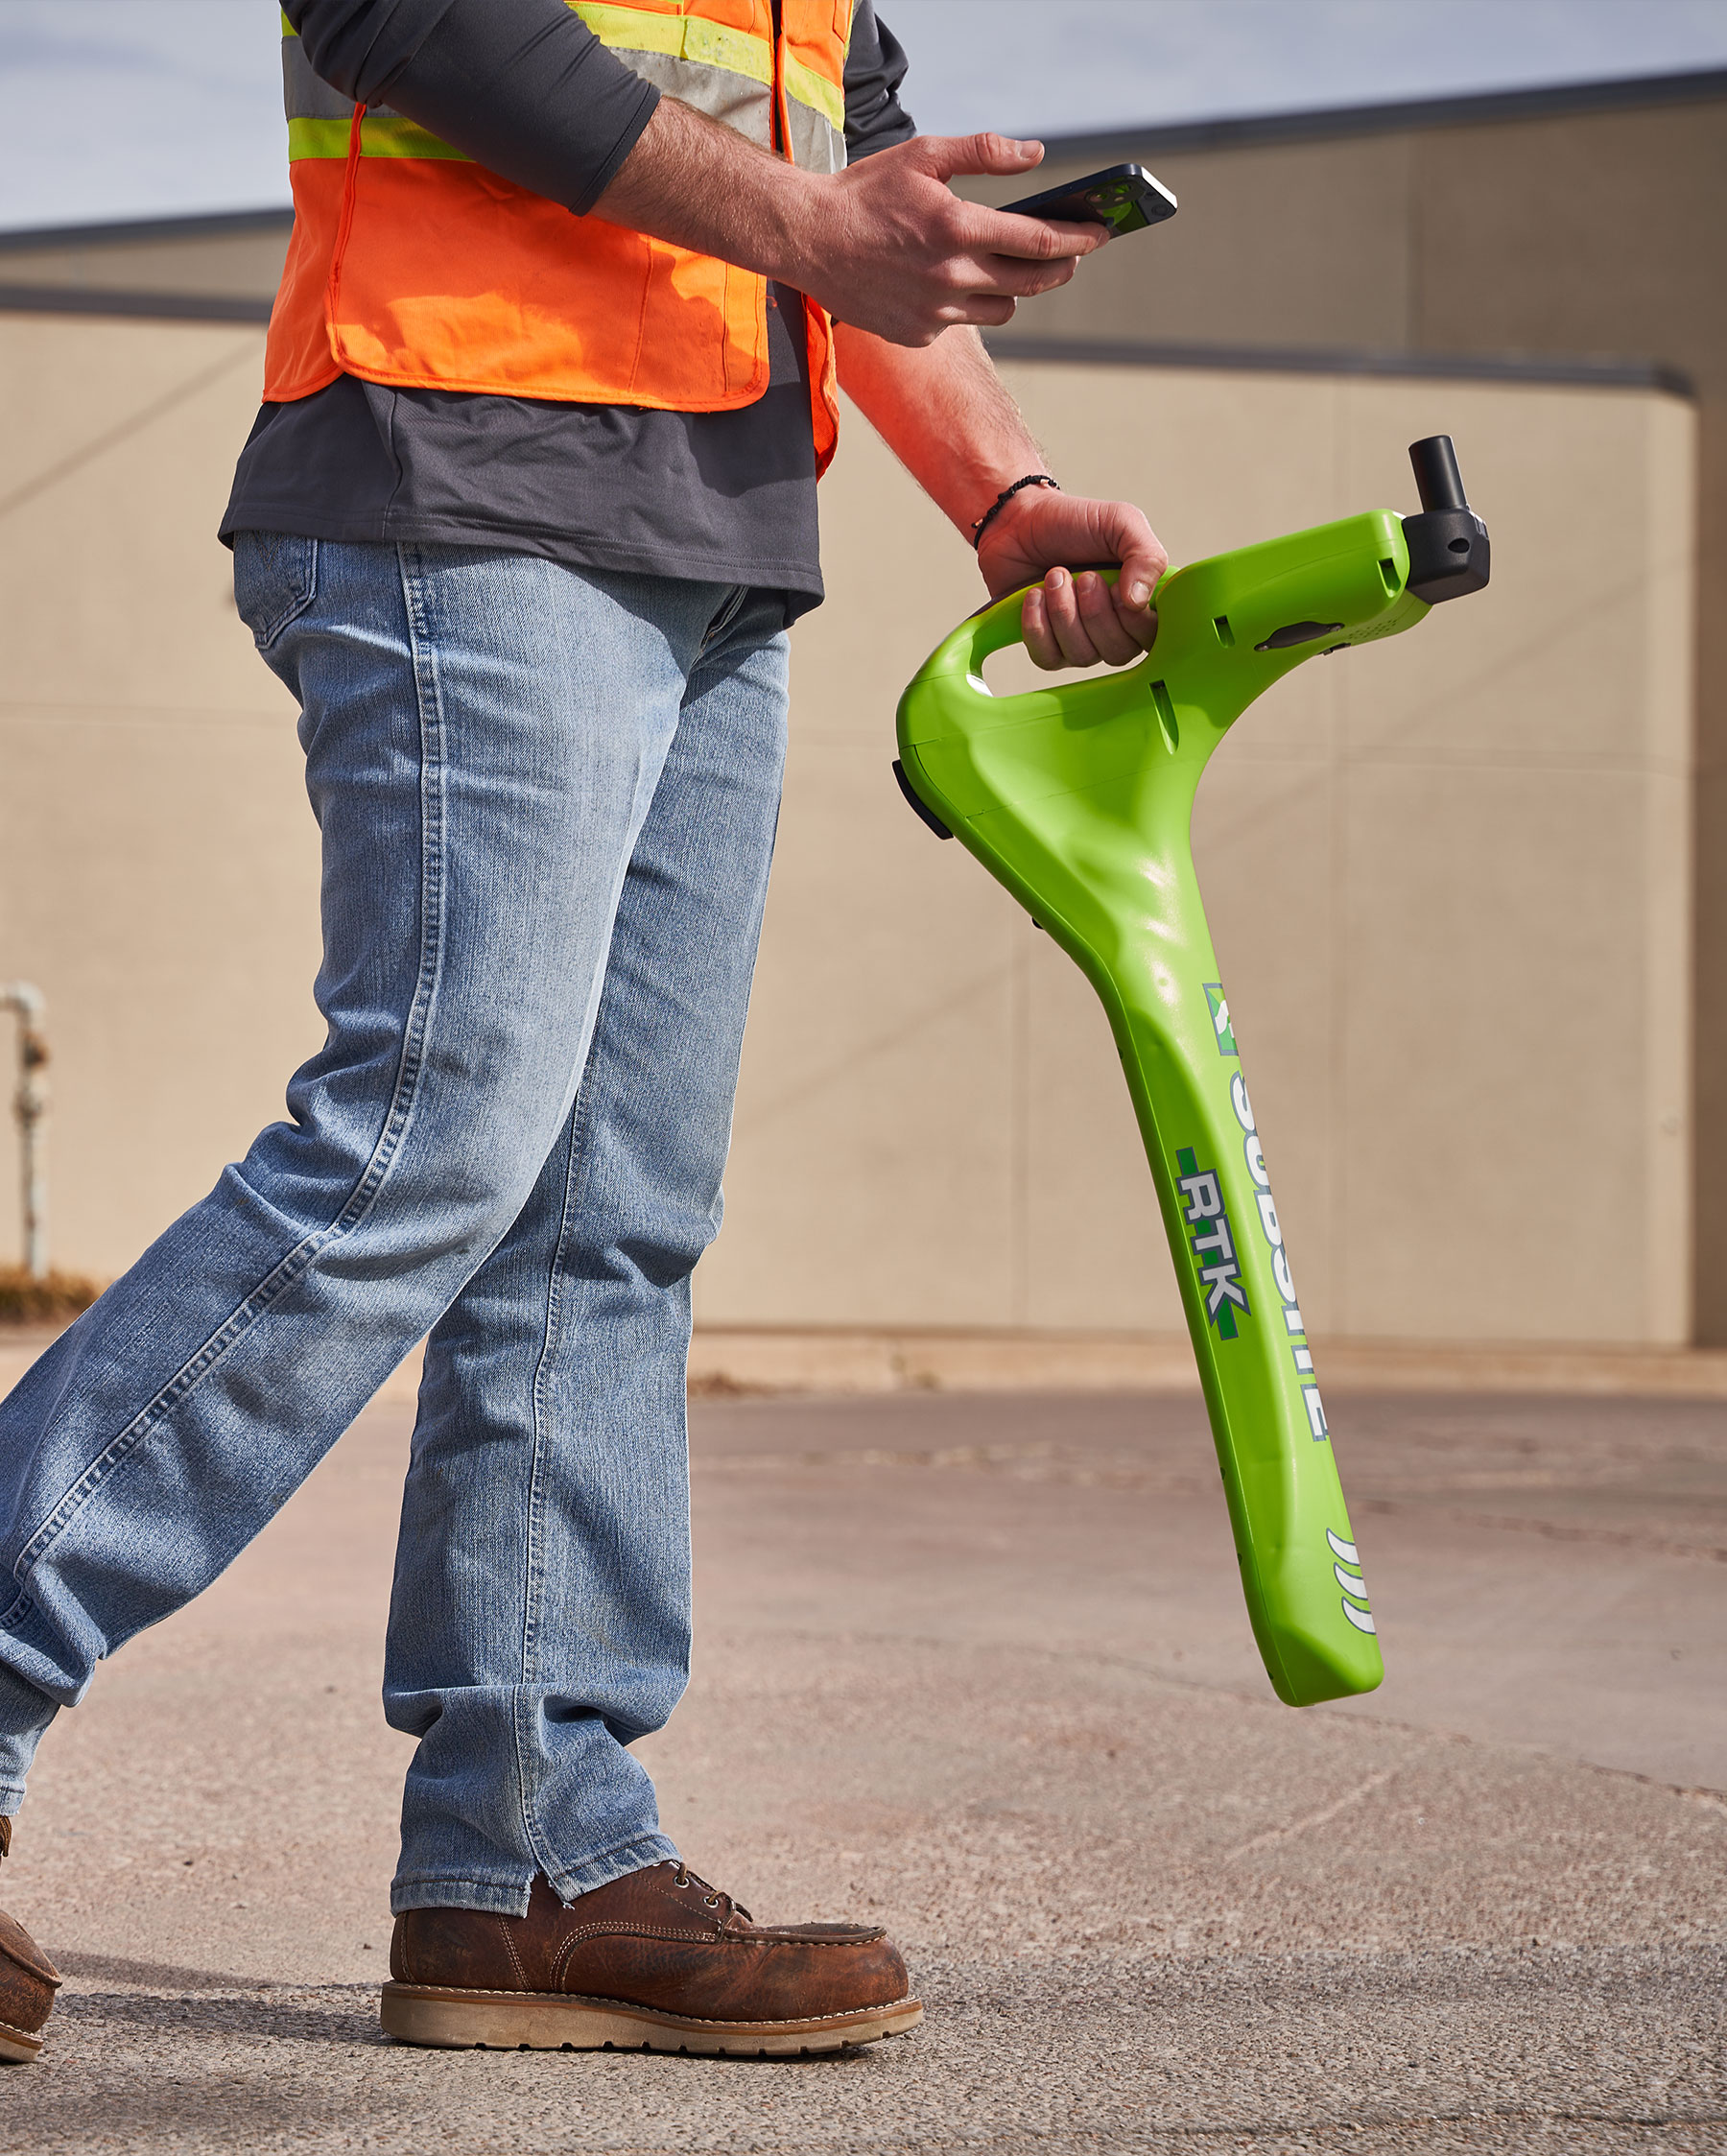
left=806, top=133, right=1107, bottom=346
left=597, top=99, right=1171, bottom=658
left=595, top=107, right=1106, bottom=348
left=837, top=325, right=1168, bottom=673
left=979, top=487, right=1166, bottom=671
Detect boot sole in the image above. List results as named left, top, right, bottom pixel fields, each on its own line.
left=0, top=2018, right=44, bottom=2065
left=380, top=1981, right=923, bottom=2055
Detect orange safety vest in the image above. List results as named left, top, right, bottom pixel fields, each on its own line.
left=266, top=2, right=852, bottom=471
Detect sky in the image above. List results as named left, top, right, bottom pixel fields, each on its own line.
left=3, top=0, right=1726, bottom=233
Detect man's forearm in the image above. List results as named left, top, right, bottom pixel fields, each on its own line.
left=294, top=0, right=1103, bottom=350
left=293, top=0, right=658, bottom=214
left=595, top=112, right=1102, bottom=347
left=833, top=322, right=1047, bottom=536
left=838, top=319, right=1167, bottom=665
left=591, top=98, right=824, bottom=291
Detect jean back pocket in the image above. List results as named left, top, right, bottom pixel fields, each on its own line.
left=232, top=531, right=319, bottom=650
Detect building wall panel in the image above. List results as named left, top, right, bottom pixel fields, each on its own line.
left=0, top=316, right=1695, bottom=1351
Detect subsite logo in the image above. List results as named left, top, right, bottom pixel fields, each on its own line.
left=1177, top=980, right=1331, bottom=1442
left=1328, top=1528, right=1375, bottom=1635
left=1174, top=1149, right=1250, bottom=1339
left=1229, top=1069, right=1328, bottom=1443
left=1203, top=982, right=1238, bottom=1056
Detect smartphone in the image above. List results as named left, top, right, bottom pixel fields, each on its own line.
left=998, top=162, right=1177, bottom=237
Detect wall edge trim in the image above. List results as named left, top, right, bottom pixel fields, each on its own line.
left=0, top=286, right=272, bottom=325
left=0, top=206, right=294, bottom=255
left=982, top=333, right=1695, bottom=399
left=1032, top=66, right=1727, bottom=163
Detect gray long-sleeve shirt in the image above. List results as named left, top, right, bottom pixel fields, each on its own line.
left=222, top=0, right=916, bottom=615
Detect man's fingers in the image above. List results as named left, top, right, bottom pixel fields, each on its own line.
left=969, top=251, right=1081, bottom=298
left=1110, top=546, right=1162, bottom=649
left=1074, top=571, right=1143, bottom=665
left=1023, top=580, right=1098, bottom=670
left=936, top=294, right=1019, bottom=329
left=934, top=255, right=1076, bottom=305
left=989, top=498, right=1169, bottom=666
left=916, top=131, right=1045, bottom=182
left=1092, top=502, right=1167, bottom=611
left=1040, top=568, right=1102, bottom=668
left=1117, top=548, right=1166, bottom=613
left=1022, top=584, right=1062, bottom=670
left=966, top=210, right=1108, bottom=266
left=1023, top=570, right=1157, bottom=671
left=1111, top=583, right=1159, bottom=651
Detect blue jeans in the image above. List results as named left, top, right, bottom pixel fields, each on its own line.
left=0, top=538, right=788, bottom=1914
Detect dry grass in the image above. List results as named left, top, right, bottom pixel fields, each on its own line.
left=0, top=1266, right=101, bottom=1327
left=686, top=1369, right=769, bottom=1398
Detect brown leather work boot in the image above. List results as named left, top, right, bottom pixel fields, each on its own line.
left=0, top=1817, right=60, bottom=2065
left=382, top=1860, right=922, bottom=2055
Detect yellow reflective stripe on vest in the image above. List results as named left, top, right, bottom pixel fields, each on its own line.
left=282, top=2, right=838, bottom=167
left=781, top=47, right=843, bottom=134
left=571, top=2, right=773, bottom=86
left=287, top=114, right=472, bottom=161
left=283, top=0, right=790, bottom=92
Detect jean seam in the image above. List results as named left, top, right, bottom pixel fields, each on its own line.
left=522, top=1053, right=605, bottom=1682
left=509, top=669, right=689, bottom=1884
left=509, top=924, right=627, bottom=1884
left=0, top=547, right=451, bottom=1623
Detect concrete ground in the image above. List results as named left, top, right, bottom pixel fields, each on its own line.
left=0, top=1380, right=1722, bottom=2152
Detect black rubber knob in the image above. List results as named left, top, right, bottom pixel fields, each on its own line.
left=1409, top=436, right=1469, bottom=513
left=1402, top=435, right=1489, bottom=604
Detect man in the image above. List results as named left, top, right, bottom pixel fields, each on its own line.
left=0, top=0, right=1165, bottom=2062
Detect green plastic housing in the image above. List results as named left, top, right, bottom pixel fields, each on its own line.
left=896, top=510, right=1433, bottom=1705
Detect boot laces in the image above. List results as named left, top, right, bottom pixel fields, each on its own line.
left=669, top=1860, right=749, bottom=1924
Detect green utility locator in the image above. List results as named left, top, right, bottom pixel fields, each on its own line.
left=894, top=438, right=1490, bottom=1706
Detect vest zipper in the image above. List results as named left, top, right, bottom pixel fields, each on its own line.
left=323, top=101, right=367, bottom=356
left=769, top=0, right=788, bottom=157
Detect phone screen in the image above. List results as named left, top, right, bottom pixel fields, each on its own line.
left=1000, top=163, right=1177, bottom=238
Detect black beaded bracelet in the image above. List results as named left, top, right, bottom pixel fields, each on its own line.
left=970, top=472, right=1060, bottom=549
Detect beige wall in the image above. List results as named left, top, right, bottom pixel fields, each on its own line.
left=0, top=315, right=319, bottom=1279
left=700, top=364, right=1697, bottom=1346
left=9, top=78, right=1720, bottom=1327
left=0, top=312, right=1696, bottom=1345
left=971, top=85, right=1727, bottom=1333
left=971, top=97, right=1727, bottom=380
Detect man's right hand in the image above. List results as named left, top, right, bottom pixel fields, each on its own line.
left=593, top=105, right=1108, bottom=348
left=795, top=133, right=1109, bottom=345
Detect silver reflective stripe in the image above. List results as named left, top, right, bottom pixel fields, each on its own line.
left=575, top=1, right=842, bottom=174
left=786, top=98, right=844, bottom=176
left=282, top=33, right=352, bottom=123
left=282, top=12, right=835, bottom=172
left=613, top=51, right=773, bottom=150
left=636, top=56, right=843, bottom=172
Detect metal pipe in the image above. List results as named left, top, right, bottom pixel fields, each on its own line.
left=0, top=984, right=48, bottom=1281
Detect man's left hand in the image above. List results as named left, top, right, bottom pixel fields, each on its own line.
left=977, top=486, right=1167, bottom=671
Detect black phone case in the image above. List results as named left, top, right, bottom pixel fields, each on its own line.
left=1001, top=163, right=1177, bottom=236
